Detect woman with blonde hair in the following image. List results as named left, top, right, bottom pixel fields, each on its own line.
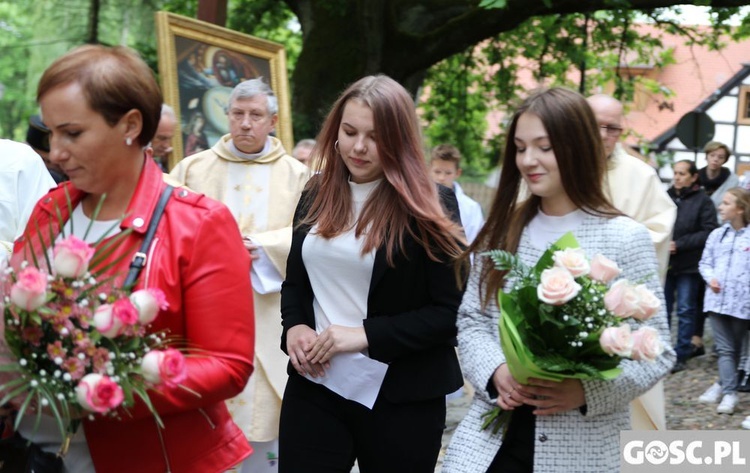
left=279, top=75, right=465, bottom=472
left=443, top=88, right=673, bottom=473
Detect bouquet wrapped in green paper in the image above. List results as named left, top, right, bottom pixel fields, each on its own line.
left=482, top=232, right=664, bottom=433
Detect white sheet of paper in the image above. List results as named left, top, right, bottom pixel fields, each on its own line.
left=248, top=239, right=283, bottom=294
left=304, top=351, right=388, bottom=409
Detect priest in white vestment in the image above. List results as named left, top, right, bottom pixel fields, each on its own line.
left=170, top=79, right=310, bottom=473
left=588, top=94, right=677, bottom=431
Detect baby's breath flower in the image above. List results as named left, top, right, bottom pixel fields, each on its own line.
left=63, top=373, right=72, bottom=382
left=30, top=380, right=38, bottom=387
left=19, top=358, right=27, bottom=366
left=54, top=357, right=63, bottom=365
left=40, top=398, right=49, bottom=406
left=39, top=369, right=47, bottom=377
left=60, top=328, right=69, bottom=336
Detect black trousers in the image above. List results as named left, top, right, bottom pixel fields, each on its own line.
left=486, top=404, right=535, bottom=473
left=279, top=374, right=445, bottom=473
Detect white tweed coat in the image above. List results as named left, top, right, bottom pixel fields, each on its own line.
left=443, top=215, right=675, bottom=473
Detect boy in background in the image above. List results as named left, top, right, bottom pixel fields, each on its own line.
left=430, top=144, right=484, bottom=244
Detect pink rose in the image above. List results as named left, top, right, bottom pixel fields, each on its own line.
left=53, top=236, right=95, bottom=278
left=604, top=280, right=640, bottom=318
left=75, top=373, right=124, bottom=413
left=129, top=289, right=168, bottom=325
left=632, top=285, right=660, bottom=321
left=10, top=267, right=48, bottom=311
left=589, top=254, right=621, bottom=283
left=141, top=349, right=187, bottom=388
left=537, top=267, right=581, bottom=305
left=93, top=299, right=137, bottom=338
left=599, top=325, right=633, bottom=357
left=630, top=327, right=664, bottom=362
left=552, top=248, right=590, bottom=278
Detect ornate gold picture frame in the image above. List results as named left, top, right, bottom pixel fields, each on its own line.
left=155, top=12, right=293, bottom=170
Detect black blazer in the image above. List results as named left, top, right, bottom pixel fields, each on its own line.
left=280, top=184, right=465, bottom=403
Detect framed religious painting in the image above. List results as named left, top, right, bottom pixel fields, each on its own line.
left=155, top=12, right=293, bottom=170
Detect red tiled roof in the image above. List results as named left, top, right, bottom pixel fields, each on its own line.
left=619, top=24, right=750, bottom=145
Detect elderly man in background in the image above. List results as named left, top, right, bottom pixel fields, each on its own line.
left=1, top=139, right=56, bottom=262
left=170, top=78, right=309, bottom=473
left=152, top=104, right=178, bottom=171
left=291, top=138, right=316, bottom=167
left=588, top=94, right=677, bottom=432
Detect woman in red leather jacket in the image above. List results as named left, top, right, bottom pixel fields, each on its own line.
left=10, top=45, right=255, bottom=472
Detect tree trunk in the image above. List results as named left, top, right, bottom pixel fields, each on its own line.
left=86, top=0, right=100, bottom=44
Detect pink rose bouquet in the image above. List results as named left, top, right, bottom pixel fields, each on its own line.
left=0, top=220, right=189, bottom=451
left=481, top=232, right=664, bottom=433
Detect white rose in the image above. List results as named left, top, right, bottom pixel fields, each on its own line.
left=537, top=267, right=581, bottom=306
left=631, top=327, right=664, bottom=361
left=632, top=285, right=660, bottom=321
left=93, top=304, right=123, bottom=338
left=599, top=325, right=633, bottom=357
left=589, top=254, right=621, bottom=283
left=552, top=248, right=590, bottom=278
left=130, top=290, right=159, bottom=325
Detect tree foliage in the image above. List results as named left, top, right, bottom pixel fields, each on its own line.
left=1, top=0, right=750, bottom=165
left=0, top=0, right=160, bottom=139
left=421, top=5, right=743, bottom=170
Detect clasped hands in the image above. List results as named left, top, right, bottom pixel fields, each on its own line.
left=286, top=324, right=368, bottom=378
left=492, top=363, right=585, bottom=416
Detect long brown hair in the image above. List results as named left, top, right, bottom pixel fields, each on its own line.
left=465, top=87, right=622, bottom=307
left=302, top=75, right=463, bottom=265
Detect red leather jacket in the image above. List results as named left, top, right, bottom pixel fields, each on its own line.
left=13, top=158, right=255, bottom=472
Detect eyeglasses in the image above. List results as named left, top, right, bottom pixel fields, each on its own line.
left=600, top=125, right=624, bottom=137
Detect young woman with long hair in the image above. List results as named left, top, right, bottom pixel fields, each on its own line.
left=278, top=75, right=466, bottom=472
left=443, top=88, right=674, bottom=473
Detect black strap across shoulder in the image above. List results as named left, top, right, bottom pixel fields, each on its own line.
left=123, top=185, right=173, bottom=289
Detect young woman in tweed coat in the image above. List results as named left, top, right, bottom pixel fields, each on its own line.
left=443, top=88, right=675, bottom=473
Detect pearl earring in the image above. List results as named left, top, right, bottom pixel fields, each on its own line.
left=125, top=137, right=133, bottom=146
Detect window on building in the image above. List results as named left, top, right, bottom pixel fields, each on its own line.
left=738, top=85, right=750, bottom=125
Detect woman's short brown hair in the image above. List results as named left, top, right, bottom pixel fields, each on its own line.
left=703, top=141, right=732, bottom=163
left=37, top=45, right=162, bottom=147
